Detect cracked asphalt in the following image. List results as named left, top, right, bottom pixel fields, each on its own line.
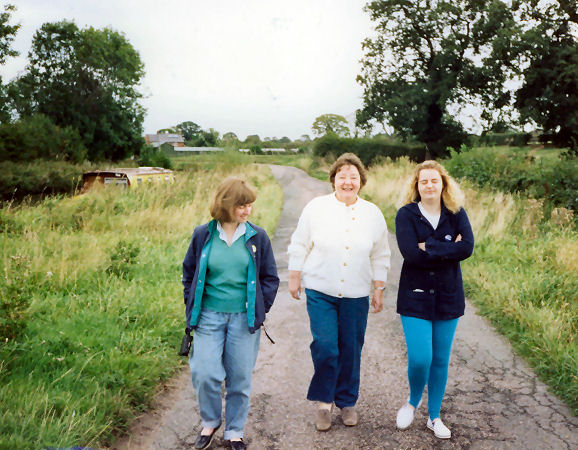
left=115, top=165, right=577, bottom=450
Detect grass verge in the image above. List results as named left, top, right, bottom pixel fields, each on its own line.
left=0, top=161, right=283, bottom=449
left=364, top=157, right=577, bottom=414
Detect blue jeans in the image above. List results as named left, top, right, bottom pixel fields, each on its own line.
left=400, top=315, right=459, bottom=420
left=305, top=289, right=369, bottom=408
left=189, top=310, right=261, bottom=440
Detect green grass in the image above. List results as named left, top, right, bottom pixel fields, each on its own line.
left=364, top=157, right=577, bottom=414
left=0, top=160, right=283, bottom=449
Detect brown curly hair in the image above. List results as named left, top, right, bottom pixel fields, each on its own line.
left=329, top=153, right=367, bottom=190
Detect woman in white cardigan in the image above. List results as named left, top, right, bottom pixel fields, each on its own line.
left=288, top=152, right=391, bottom=431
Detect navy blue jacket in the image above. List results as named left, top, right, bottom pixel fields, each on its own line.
left=395, top=202, right=474, bottom=321
left=182, top=220, right=279, bottom=333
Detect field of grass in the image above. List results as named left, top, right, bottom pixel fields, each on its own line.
left=0, top=160, right=283, bottom=449
left=364, top=157, right=577, bottom=414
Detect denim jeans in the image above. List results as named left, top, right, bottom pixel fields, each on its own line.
left=189, top=309, right=261, bottom=440
left=400, top=315, right=459, bottom=420
left=305, top=289, right=369, bottom=408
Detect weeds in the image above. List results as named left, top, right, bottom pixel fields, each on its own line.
left=0, top=160, right=283, bottom=448
left=365, top=157, right=577, bottom=414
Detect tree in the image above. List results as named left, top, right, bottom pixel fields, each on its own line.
left=0, top=4, right=19, bottom=123
left=312, top=114, right=350, bottom=137
left=357, top=0, right=519, bottom=156
left=0, top=114, right=86, bottom=162
left=244, top=135, right=261, bottom=146
left=513, top=0, right=578, bottom=148
left=222, top=131, right=239, bottom=143
left=175, top=121, right=201, bottom=141
left=11, top=21, right=145, bottom=161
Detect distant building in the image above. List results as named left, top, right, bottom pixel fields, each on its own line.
left=145, top=133, right=185, bottom=148
left=173, top=146, right=224, bottom=153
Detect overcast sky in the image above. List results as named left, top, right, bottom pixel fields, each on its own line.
left=2, top=0, right=377, bottom=140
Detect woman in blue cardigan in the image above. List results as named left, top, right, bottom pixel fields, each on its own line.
left=182, top=178, right=279, bottom=450
left=395, top=160, right=474, bottom=439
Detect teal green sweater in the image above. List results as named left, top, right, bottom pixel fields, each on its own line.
left=202, top=234, right=249, bottom=312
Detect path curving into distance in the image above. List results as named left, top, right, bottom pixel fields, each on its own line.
left=115, top=165, right=577, bottom=449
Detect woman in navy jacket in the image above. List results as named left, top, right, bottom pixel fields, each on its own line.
left=394, top=160, right=474, bottom=440
left=182, top=178, right=279, bottom=450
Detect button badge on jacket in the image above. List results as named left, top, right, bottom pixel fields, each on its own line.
left=252, top=244, right=257, bottom=253
left=445, top=235, right=452, bottom=241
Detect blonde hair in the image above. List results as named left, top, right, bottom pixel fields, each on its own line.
left=401, top=160, right=465, bottom=213
left=329, top=153, right=368, bottom=189
left=210, top=177, right=257, bottom=222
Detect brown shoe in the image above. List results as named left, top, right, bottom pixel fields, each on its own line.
left=341, top=406, right=358, bottom=426
left=315, top=407, right=332, bottom=431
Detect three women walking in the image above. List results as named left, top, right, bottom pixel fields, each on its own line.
left=181, top=157, right=473, bottom=447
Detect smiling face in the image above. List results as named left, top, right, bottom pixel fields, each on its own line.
left=334, top=164, right=361, bottom=205
left=231, top=203, right=253, bottom=224
left=417, top=168, right=443, bottom=204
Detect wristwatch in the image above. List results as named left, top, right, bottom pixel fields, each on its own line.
left=375, top=286, right=386, bottom=291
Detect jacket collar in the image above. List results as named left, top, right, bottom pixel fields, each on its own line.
left=244, top=222, right=257, bottom=241
left=208, top=219, right=257, bottom=243
left=406, top=201, right=451, bottom=225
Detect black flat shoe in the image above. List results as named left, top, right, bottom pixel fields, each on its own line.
left=229, top=438, right=247, bottom=450
left=194, top=425, right=220, bottom=449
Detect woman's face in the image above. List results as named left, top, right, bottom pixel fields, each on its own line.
left=417, top=168, right=443, bottom=203
left=334, top=164, right=361, bottom=205
left=232, top=203, right=253, bottom=224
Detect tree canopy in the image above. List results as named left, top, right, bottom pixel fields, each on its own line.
left=175, top=121, right=201, bottom=141
left=513, top=0, right=578, bottom=148
left=0, top=4, right=19, bottom=123
left=10, top=20, right=145, bottom=161
left=356, top=0, right=519, bottom=155
left=312, top=114, right=350, bottom=137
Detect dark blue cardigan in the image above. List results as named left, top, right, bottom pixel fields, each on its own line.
left=182, top=220, right=279, bottom=333
left=395, top=202, right=474, bottom=321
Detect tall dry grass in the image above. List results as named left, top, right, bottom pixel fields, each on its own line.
left=364, top=157, right=577, bottom=413
left=0, top=163, right=283, bottom=448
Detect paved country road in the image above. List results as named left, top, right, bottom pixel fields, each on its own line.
left=116, top=165, right=577, bottom=450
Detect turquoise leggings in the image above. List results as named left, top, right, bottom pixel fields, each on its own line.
left=400, top=315, right=459, bottom=420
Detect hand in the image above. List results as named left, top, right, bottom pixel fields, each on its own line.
left=418, top=242, right=426, bottom=251
left=288, top=271, right=302, bottom=300
left=371, top=290, right=384, bottom=313
left=456, top=234, right=462, bottom=242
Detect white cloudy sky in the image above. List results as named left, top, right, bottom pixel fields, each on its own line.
left=2, top=0, right=376, bottom=140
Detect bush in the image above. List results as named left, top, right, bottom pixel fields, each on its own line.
left=313, top=135, right=426, bottom=166
left=0, top=115, right=87, bottom=163
left=445, top=146, right=577, bottom=211
left=0, top=160, right=87, bottom=202
left=138, top=145, right=173, bottom=169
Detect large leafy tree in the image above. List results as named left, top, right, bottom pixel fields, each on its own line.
left=175, top=121, right=202, bottom=141
left=0, top=4, right=19, bottom=123
left=513, top=0, right=578, bottom=148
left=357, top=0, right=518, bottom=155
left=11, top=21, right=145, bottom=161
left=312, top=114, right=350, bottom=137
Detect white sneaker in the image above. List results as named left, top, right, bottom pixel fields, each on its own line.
left=427, top=417, right=451, bottom=439
left=396, top=398, right=422, bottom=430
